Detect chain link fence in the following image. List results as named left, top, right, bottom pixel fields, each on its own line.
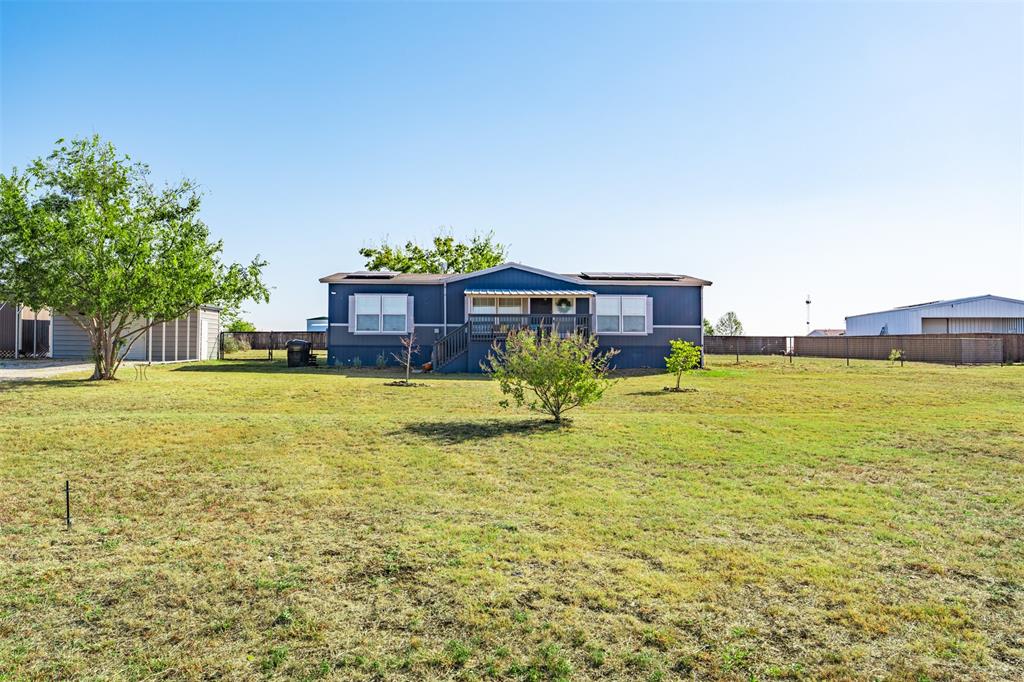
left=219, top=331, right=327, bottom=359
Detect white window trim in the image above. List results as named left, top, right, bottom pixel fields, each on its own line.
left=471, top=296, right=529, bottom=315
left=498, top=297, right=527, bottom=314
left=595, top=295, right=649, bottom=335
left=353, top=293, right=409, bottom=335
left=470, top=296, right=498, bottom=315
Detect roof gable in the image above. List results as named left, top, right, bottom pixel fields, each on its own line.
left=444, top=262, right=583, bottom=285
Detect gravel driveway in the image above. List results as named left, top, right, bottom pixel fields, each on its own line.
left=0, top=361, right=96, bottom=380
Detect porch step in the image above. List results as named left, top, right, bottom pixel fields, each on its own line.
left=432, top=322, right=469, bottom=372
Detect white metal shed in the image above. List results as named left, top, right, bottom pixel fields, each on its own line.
left=5, top=306, right=222, bottom=361
left=845, top=295, right=1024, bottom=336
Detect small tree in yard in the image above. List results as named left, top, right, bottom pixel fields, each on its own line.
left=482, top=329, right=618, bottom=424
left=390, top=330, right=419, bottom=385
left=714, top=311, right=744, bottom=336
left=665, top=339, right=702, bottom=391
left=0, top=136, right=268, bottom=379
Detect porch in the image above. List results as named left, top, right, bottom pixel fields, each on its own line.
left=432, top=289, right=596, bottom=371
left=468, top=313, right=592, bottom=341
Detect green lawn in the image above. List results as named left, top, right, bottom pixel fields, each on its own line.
left=1, top=356, right=1021, bottom=680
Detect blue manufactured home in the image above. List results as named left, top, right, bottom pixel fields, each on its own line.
left=319, top=263, right=711, bottom=373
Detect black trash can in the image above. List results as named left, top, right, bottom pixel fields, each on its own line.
left=286, top=339, right=310, bottom=367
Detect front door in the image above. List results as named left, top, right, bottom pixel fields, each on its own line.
left=530, top=298, right=552, bottom=314
left=199, top=319, right=211, bottom=360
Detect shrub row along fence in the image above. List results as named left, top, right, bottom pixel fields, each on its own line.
left=219, top=331, right=327, bottom=359
left=705, top=334, right=1018, bottom=365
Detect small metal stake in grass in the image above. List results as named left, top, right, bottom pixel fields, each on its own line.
left=65, top=480, right=72, bottom=530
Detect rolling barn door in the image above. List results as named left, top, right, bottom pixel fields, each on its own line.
left=921, top=318, right=949, bottom=334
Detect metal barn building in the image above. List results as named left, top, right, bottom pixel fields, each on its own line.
left=845, top=295, right=1024, bottom=336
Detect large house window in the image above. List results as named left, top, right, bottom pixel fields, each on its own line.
left=595, top=295, right=647, bottom=334
left=498, top=298, right=525, bottom=314
left=472, top=297, right=525, bottom=315
left=471, top=297, right=497, bottom=314
left=355, top=294, right=407, bottom=333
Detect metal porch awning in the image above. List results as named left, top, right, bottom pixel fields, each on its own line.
left=463, top=289, right=596, bottom=296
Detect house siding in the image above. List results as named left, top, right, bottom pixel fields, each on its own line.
left=589, top=284, right=702, bottom=327
left=598, top=327, right=701, bottom=369
left=324, top=266, right=706, bottom=372
left=327, top=283, right=443, bottom=368
left=445, top=269, right=593, bottom=323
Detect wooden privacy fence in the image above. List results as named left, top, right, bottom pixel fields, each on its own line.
left=704, top=334, right=1013, bottom=365
left=944, top=333, right=1024, bottom=364
left=704, top=335, right=788, bottom=355
left=793, top=335, right=1004, bottom=365
left=219, top=331, right=327, bottom=358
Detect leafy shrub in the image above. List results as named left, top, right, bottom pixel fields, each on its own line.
left=351, top=355, right=362, bottom=369
left=889, top=348, right=904, bottom=366
left=665, top=339, right=701, bottom=391
left=482, top=330, right=618, bottom=423
left=225, top=319, right=256, bottom=332
left=221, top=336, right=251, bottom=354
left=375, top=352, right=388, bottom=369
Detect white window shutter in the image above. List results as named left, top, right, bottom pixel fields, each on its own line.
left=406, top=295, right=414, bottom=333
left=646, top=296, right=654, bottom=334
left=347, top=296, right=355, bottom=332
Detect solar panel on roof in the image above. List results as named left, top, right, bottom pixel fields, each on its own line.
left=580, top=272, right=679, bottom=280
left=345, top=271, right=398, bottom=279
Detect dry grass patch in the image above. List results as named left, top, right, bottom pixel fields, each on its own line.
left=0, top=356, right=1022, bottom=680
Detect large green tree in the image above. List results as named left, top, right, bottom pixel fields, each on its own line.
left=0, top=136, right=269, bottom=379
left=359, top=229, right=507, bottom=273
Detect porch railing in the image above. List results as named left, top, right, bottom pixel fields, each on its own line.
left=468, top=314, right=591, bottom=341
left=432, top=321, right=470, bottom=369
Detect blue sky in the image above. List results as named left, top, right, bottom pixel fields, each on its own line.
left=2, top=1, right=1022, bottom=333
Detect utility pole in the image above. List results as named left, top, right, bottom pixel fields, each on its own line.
left=805, top=295, right=812, bottom=335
